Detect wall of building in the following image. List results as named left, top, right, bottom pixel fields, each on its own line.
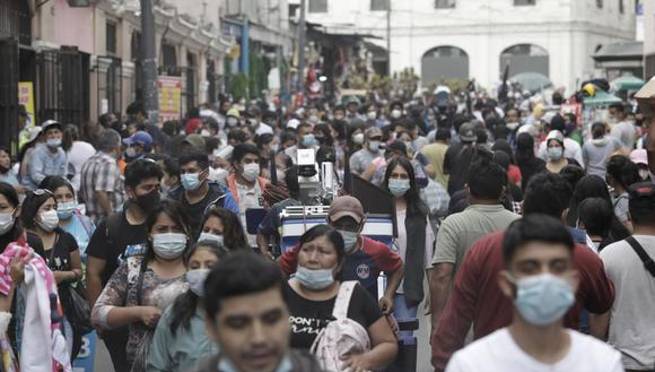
left=644, top=0, right=655, bottom=78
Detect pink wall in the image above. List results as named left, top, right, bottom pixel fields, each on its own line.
left=52, top=0, right=94, bottom=54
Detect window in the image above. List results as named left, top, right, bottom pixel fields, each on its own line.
left=596, top=0, right=603, bottom=9
left=308, top=0, right=327, bottom=13
left=371, top=0, right=389, bottom=11
left=106, top=22, right=117, bottom=55
left=514, top=0, right=536, bottom=5
left=619, top=0, right=624, bottom=13
left=435, top=0, right=456, bottom=8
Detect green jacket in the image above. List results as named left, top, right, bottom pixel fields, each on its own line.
left=146, top=305, right=217, bottom=372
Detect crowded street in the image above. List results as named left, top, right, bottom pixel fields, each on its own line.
left=1, top=0, right=655, bottom=371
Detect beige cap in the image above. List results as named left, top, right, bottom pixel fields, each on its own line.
left=328, top=196, right=364, bottom=224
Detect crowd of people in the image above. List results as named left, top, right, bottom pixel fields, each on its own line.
left=0, top=87, right=653, bottom=372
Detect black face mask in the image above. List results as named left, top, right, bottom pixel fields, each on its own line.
left=134, top=190, right=160, bottom=214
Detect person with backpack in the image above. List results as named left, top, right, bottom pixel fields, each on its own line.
left=599, top=182, right=655, bottom=371
left=86, top=159, right=163, bottom=371
left=284, top=225, right=397, bottom=371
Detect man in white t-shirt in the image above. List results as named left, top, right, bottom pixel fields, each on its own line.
left=600, top=182, right=655, bottom=371
left=446, top=215, right=623, bottom=372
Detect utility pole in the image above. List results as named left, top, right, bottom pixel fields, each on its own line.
left=140, top=0, right=159, bottom=125
left=386, top=0, right=391, bottom=76
left=297, top=0, right=306, bottom=93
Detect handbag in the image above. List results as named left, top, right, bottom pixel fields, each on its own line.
left=60, top=282, right=93, bottom=335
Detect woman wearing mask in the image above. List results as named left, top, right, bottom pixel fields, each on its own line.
left=284, top=224, right=397, bottom=371
left=544, top=130, right=580, bottom=174
left=92, top=200, right=191, bottom=370
left=198, top=206, right=249, bottom=252
left=40, top=176, right=95, bottom=256
left=0, top=182, right=43, bottom=254
left=146, top=241, right=228, bottom=371
left=347, top=122, right=366, bottom=156
left=382, top=157, right=434, bottom=364
left=21, top=188, right=83, bottom=358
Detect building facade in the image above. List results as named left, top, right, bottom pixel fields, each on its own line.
left=299, top=0, right=636, bottom=94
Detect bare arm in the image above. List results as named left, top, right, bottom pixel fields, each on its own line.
left=379, top=263, right=404, bottom=314
left=256, top=232, right=273, bottom=259
left=86, top=256, right=106, bottom=307
left=430, top=262, right=454, bottom=330
left=589, top=311, right=611, bottom=341
left=95, top=191, right=112, bottom=216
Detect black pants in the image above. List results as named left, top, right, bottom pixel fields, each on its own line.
left=102, top=327, right=129, bottom=371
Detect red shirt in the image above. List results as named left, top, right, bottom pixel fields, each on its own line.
left=431, top=231, right=615, bottom=371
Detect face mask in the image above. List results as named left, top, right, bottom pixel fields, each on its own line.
left=125, top=147, right=138, bottom=159
left=367, top=111, right=377, bottom=120
left=352, top=133, right=364, bottom=145
left=547, top=147, right=563, bottom=161
left=200, top=129, right=211, bottom=137
left=301, top=134, right=317, bottom=147
left=639, top=169, right=650, bottom=181
left=135, top=190, right=160, bottom=214
left=334, top=114, right=344, bottom=121
left=242, top=163, right=260, bottom=182
left=388, top=178, right=411, bottom=197
left=295, top=265, right=335, bottom=290
left=208, top=166, right=228, bottom=183
left=512, top=273, right=574, bottom=326
left=368, top=140, right=381, bottom=152
left=308, top=115, right=319, bottom=123
left=56, top=201, right=77, bottom=220
left=199, top=232, right=224, bottom=247
left=227, top=117, right=238, bottom=127
left=271, top=142, right=280, bottom=152
left=181, top=172, right=203, bottom=191
left=186, top=268, right=210, bottom=297
left=506, top=122, right=519, bottom=131
left=391, top=109, right=402, bottom=119
left=46, top=138, right=62, bottom=148
left=0, top=211, right=15, bottom=235
left=152, top=232, right=188, bottom=260
left=38, top=209, right=59, bottom=232
left=338, top=230, right=359, bottom=254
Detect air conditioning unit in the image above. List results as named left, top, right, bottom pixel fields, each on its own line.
left=67, top=0, right=92, bottom=7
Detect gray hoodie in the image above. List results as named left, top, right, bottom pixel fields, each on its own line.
left=582, top=136, right=622, bottom=178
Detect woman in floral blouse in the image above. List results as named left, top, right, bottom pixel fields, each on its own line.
left=91, top=200, right=191, bottom=371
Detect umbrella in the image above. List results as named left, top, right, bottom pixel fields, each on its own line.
left=511, top=72, right=553, bottom=93
left=583, top=91, right=623, bottom=107
left=611, top=74, right=645, bottom=91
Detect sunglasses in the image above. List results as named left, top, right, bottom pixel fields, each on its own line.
left=32, top=189, right=54, bottom=197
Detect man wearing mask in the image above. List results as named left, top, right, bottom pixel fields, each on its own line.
left=609, top=103, right=637, bottom=153
left=389, top=101, right=404, bottom=122
left=246, top=106, right=273, bottom=136
left=86, top=158, right=163, bottom=371
left=226, top=144, right=269, bottom=246
left=345, top=97, right=364, bottom=122
left=122, top=130, right=153, bottom=163
left=169, top=151, right=239, bottom=234
left=284, top=123, right=318, bottom=165
left=25, top=120, right=67, bottom=190
left=350, top=127, right=384, bottom=176
left=279, top=196, right=404, bottom=313
left=445, top=215, right=623, bottom=372
left=225, top=108, right=241, bottom=130
left=80, top=129, right=123, bottom=220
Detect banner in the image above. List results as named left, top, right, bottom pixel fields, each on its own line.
left=18, top=81, right=35, bottom=125
left=158, top=76, right=182, bottom=123
left=73, top=331, right=97, bottom=372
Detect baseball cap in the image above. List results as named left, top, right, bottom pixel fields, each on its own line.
left=123, top=131, right=153, bottom=147
left=458, top=122, right=476, bottom=142
left=630, top=149, right=648, bottom=166
left=365, top=127, right=383, bottom=139
left=42, top=120, right=61, bottom=132
left=183, top=134, right=206, bottom=150
left=286, top=118, right=300, bottom=130
left=226, top=108, right=240, bottom=118
left=26, top=126, right=43, bottom=143
left=328, top=196, right=364, bottom=224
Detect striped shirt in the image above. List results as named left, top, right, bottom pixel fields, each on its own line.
left=80, top=151, right=123, bottom=218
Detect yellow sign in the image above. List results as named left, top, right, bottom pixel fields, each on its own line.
left=158, top=76, right=182, bottom=122
left=18, top=81, right=35, bottom=125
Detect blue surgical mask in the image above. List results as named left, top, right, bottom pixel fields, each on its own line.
left=368, top=140, right=381, bottom=152
left=547, top=147, right=563, bottom=161
left=301, top=134, right=317, bottom=147
left=198, top=232, right=224, bottom=247
left=512, top=273, right=574, bottom=326
left=181, top=172, right=202, bottom=191
left=56, top=201, right=77, bottom=220
left=295, top=265, right=335, bottom=290
left=152, top=233, right=188, bottom=260
left=388, top=178, right=410, bottom=197
left=337, top=230, right=359, bottom=254
left=46, top=138, right=62, bottom=148
left=186, top=268, right=210, bottom=297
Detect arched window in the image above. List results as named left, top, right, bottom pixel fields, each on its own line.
left=421, top=46, right=469, bottom=85
left=500, top=44, right=549, bottom=79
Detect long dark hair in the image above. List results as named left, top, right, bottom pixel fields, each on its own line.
left=20, top=190, right=56, bottom=230
left=169, top=241, right=229, bottom=335
left=382, top=157, right=427, bottom=218
left=62, top=124, right=79, bottom=152
left=0, top=182, right=22, bottom=248
left=200, top=206, right=248, bottom=251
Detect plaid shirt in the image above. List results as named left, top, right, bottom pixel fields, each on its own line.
left=80, top=151, right=123, bottom=218
left=420, top=178, right=451, bottom=218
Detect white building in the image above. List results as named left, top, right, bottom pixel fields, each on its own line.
left=299, top=0, right=636, bottom=94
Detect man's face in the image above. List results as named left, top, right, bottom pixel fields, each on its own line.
left=329, top=216, right=361, bottom=234
left=239, top=153, right=259, bottom=172
left=347, top=103, right=358, bottom=114
left=507, top=110, right=520, bottom=123
left=180, top=161, right=208, bottom=183
left=46, top=128, right=62, bottom=141
left=334, top=109, right=345, bottom=120
left=128, top=176, right=160, bottom=200
left=297, top=126, right=312, bottom=141
left=207, top=287, right=290, bottom=372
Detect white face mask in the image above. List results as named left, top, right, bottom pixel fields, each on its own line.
left=186, top=268, right=210, bottom=297
left=242, top=163, right=260, bottom=182
left=367, top=111, right=377, bottom=120
left=391, top=109, right=402, bottom=119
left=198, top=232, right=224, bottom=247
left=0, top=211, right=15, bottom=235
left=152, top=233, right=188, bottom=260
left=200, top=129, right=211, bottom=137
left=352, top=133, right=364, bottom=145
left=38, top=209, right=59, bottom=232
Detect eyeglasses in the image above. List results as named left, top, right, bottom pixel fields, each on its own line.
left=32, top=189, right=53, bottom=197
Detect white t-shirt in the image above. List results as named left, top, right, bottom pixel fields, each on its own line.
left=446, top=328, right=623, bottom=372
left=67, top=141, right=96, bottom=191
